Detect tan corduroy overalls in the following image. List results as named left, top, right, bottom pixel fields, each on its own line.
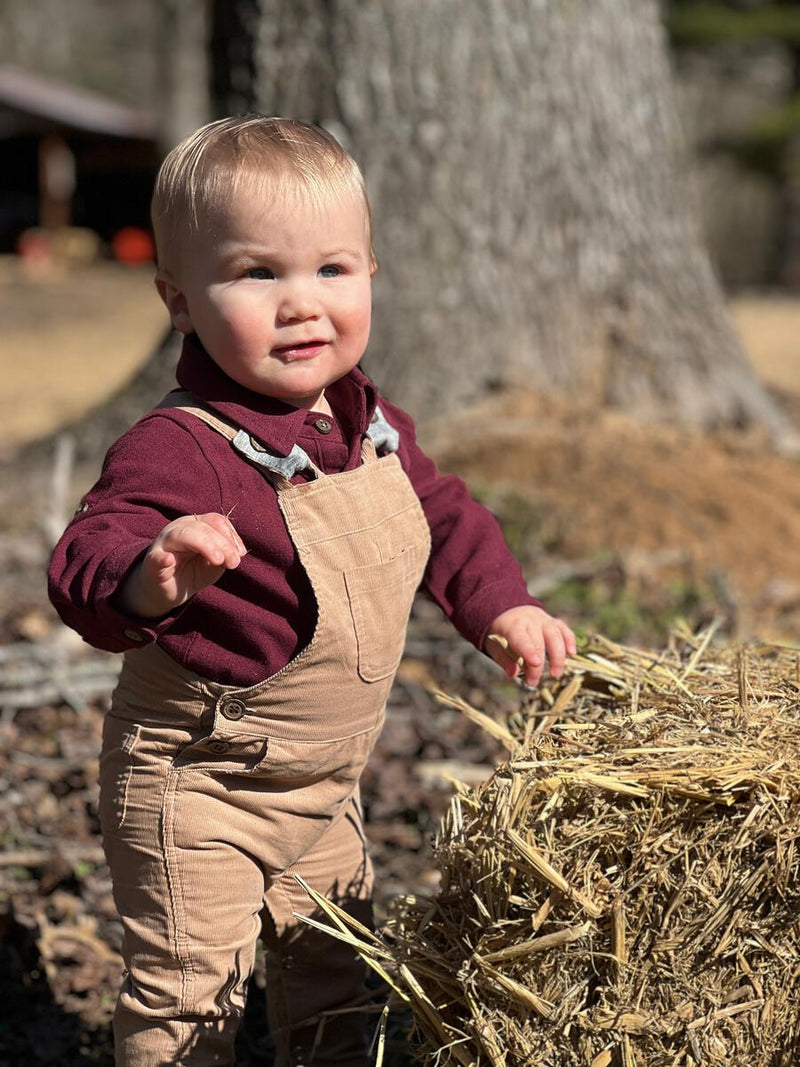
left=98, top=398, right=431, bottom=1067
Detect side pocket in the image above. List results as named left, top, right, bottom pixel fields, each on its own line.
left=98, top=717, right=141, bottom=832
left=344, top=548, right=419, bottom=682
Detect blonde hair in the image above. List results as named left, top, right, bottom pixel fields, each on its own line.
left=151, top=115, right=375, bottom=273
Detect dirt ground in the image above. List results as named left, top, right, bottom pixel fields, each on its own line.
left=427, top=386, right=800, bottom=642
left=1, top=261, right=800, bottom=1064
left=0, top=258, right=167, bottom=451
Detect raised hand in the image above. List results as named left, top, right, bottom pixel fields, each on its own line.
left=119, top=512, right=247, bottom=618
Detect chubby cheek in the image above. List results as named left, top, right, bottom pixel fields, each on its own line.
left=338, top=289, right=372, bottom=351
left=349, top=306, right=371, bottom=352
left=202, top=299, right=268, bottom=360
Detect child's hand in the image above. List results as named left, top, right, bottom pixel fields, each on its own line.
left=486, top=605, right=576, bottom=688
left=119, top=512, right=247, bottom=618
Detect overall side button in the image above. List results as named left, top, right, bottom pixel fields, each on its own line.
left=220, top=697, right=247, bottom=721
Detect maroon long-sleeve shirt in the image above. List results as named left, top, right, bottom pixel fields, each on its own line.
left=48, top=337, right=540, bottom=686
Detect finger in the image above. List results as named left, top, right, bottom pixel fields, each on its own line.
left=558, top=620, right=577, bottom=656
left=160, top=521, right=242, bottom=569
left=520, top=644, right=546, bottom=687
left=485, top=633, right=523, bottom=679
left=543, top=622, right=568, bottom=678
left=147, top=546, right=178, bottom=576
left=197, top=512, right=247, bottom=556
left=498, top=627, right=544, bottom=687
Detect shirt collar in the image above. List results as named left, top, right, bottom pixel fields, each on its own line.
left=175, top=335, right=378, bottom=457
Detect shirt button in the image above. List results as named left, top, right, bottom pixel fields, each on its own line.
left=208, top=741, right=231, bottom=754
left=124, top=629, right=144, bottom=642
left=220, top=697, right=247, bottom=721
left=313, top=418, right=332, bottom=434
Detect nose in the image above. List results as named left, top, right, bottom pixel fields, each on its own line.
left=276, top=278, right=320, bottom=324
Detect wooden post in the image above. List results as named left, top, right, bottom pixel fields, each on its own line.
left=38, top=133, right=75, bottom=231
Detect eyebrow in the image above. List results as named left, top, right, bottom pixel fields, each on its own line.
left=219, top=243, right=367, bottom=268
left=223, top=245, right=363, bottom=259
left=319, top=247, right=364, bottom=260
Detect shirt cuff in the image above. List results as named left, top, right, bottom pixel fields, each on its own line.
left=450, top=580, right=544, bottom=652
left=92, top=542, right=185, bottom=649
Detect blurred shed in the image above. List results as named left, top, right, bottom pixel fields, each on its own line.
left=0, top=66, right=159, bottom=253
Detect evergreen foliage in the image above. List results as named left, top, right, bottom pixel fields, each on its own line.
left=668, top=2, right=800, bottom=182
left=668, top=3, right=800, bottom=47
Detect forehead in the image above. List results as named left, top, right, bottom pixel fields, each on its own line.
left=209, top=177, right=370, bottom=245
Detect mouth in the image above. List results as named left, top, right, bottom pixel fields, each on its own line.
left=272, top=340, right=328, bottom=362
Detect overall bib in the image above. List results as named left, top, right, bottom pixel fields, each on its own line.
left=98, top=401, right=431, bottom=1067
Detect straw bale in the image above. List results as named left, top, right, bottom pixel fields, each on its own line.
left=308, top=627, right=800, bottom=1066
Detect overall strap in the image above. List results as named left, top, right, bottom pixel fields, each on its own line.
left=156, top=389, right=317, bottom=481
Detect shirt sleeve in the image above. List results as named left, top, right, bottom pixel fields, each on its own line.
left=47, top=415, right=226, bottom=652
left=379, top=398, right=543, bottom=651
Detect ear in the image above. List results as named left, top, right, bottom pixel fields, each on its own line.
left=155, top=271, right=194, bottom=335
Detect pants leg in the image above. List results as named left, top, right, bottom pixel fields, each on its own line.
left=262, top=792, right=375, bottom=1067
left=100, top=715, right=266, bottom=1066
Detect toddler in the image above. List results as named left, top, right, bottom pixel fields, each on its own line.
left=48, top=115, right=575, bottom=1067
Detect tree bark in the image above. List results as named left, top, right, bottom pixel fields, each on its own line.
left=245, top=0, right=788, bottom=434
left=777, top=42, right=800, bottom=291
left=155, top=0, right=211, bottom=151
left=211, top=0, right=259, bottom=118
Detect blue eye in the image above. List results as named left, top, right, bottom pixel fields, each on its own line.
left=247, top=267, right=274, bottom=280
left=318, top=264, right=341, bottom=278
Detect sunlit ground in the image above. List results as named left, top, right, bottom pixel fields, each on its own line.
left=0, top=258, right=166, bottom=451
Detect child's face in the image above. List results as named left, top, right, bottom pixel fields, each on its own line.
left=158, top=184, right=373, bottom=411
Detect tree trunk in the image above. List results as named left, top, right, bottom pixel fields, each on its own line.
left=210, top=0, right=259, bottom=117
left=243, top=0, right=787, bottom=434
left=777, top=43, right=800, bottom=292
left=16, top=0, right=792, bottom=488
left=155, top=0, right=211, bottom=151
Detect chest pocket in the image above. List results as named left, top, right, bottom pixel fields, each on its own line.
left=344, top=547, right=421, bottom=682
